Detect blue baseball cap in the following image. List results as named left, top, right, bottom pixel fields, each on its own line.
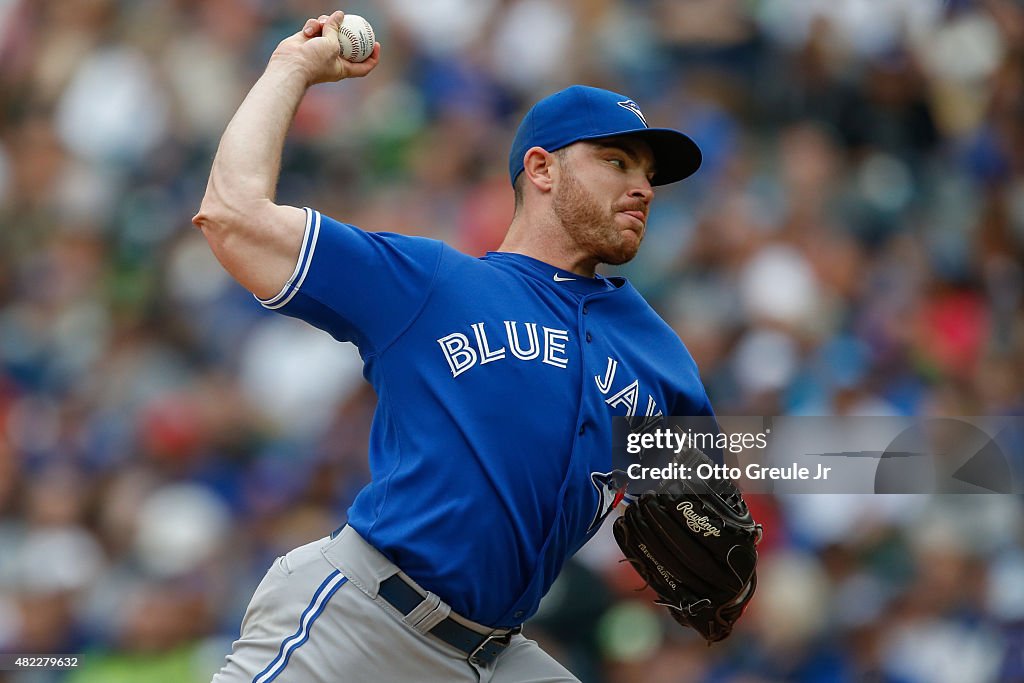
left=508, top=85, right=702, bottom=187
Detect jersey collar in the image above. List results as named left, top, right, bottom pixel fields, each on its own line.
left=482, top=252, right=623, bottom=295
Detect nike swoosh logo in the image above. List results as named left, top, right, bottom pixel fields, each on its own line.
left=553, top=274, right=575, bottom=282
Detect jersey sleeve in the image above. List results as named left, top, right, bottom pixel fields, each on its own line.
left=256, top=208, right=444, bottom=353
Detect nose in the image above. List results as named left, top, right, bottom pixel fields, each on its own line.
left=629, top=177, right=654, bottom=205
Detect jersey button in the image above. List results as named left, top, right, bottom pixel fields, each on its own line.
left=586, top=332, right=592, bottom=343
left=582, top=305, right=589, bottom=315
left=578, top=424, right=586, bottom=436
left=514, top=611, right=524, bottom=618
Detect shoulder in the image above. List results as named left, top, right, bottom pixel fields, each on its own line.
left=316, top=210, right=445, bottom=253
left=607, top=281, right=698, bottom=361
left=606, top=280, right=675, bottom=331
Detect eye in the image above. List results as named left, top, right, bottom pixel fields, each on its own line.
left=607, top=157, right=626, bottom=169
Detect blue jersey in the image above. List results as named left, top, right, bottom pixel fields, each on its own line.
left=259, top=208, right=715, bottom=627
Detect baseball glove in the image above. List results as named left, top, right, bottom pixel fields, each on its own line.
left=613, top=443, right=762, bottom=643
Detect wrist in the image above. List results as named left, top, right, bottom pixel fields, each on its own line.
left=265, top=53, right=318, bottom=88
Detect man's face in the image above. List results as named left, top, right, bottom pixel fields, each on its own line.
left=551, top=136, right=656, bottom=266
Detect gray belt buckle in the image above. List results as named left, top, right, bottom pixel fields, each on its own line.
left=468, top=631, right=513, bottom=667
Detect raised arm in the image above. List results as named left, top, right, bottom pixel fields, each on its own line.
left=192, top=11, right=380, bottom=300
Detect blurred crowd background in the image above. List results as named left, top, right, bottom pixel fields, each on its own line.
left=1, top=0, right=1023, bottom=681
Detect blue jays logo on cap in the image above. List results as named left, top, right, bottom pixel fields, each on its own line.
left=508, top=85, right=702, bottom=187
left=617, top=100, right=647, bottom=126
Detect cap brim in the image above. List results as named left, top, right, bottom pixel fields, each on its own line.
left=578, top=127, right=702, bottom=186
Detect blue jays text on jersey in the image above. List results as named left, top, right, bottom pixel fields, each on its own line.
left=258, top=208, right=715, bottom=628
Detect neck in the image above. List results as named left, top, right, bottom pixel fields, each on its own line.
left=498, top=213, right=598, bottom=277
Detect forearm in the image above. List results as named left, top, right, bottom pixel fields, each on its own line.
left=190, top=11, right=379, bottom=298
left=194, top=10, right=377, bottom=230
left=191, top=58, right=312, bottom=298
left=201, top=59, right=310, bottom=219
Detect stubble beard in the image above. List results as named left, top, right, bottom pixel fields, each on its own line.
left=552, top=166, right=641, bottom=267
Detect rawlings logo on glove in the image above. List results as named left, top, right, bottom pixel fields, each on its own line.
left=677, top=501, right=722, bottom=537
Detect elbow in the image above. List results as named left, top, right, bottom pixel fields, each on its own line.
left=192, top=204, right=232, bottom=262
left=191, top=204, right=216, bottom=234
left=191, top=197, right=249, bottom=281
left=192, top=199, right=251, bottom=262
left=192, top=207, right=230, bottom=247
left=192, top=184, right=264, bottom=239
left=192, top=186, right=236, bottom=236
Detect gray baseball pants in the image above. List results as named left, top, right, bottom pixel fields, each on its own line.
left=210, top=526, right=580, bottom=682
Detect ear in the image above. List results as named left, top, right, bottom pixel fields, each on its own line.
left=522, top=146, right=556, bottom=194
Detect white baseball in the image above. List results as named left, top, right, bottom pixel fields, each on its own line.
left=337, top=14, right=375, bottom=63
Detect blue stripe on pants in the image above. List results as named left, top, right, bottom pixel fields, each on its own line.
left=253, top=569, right=348, bottom=683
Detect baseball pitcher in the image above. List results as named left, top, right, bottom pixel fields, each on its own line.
left=195, top=10, right=758, bottom=683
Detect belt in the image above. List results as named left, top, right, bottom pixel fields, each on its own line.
left=377, top=574, right=520, bottom=667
